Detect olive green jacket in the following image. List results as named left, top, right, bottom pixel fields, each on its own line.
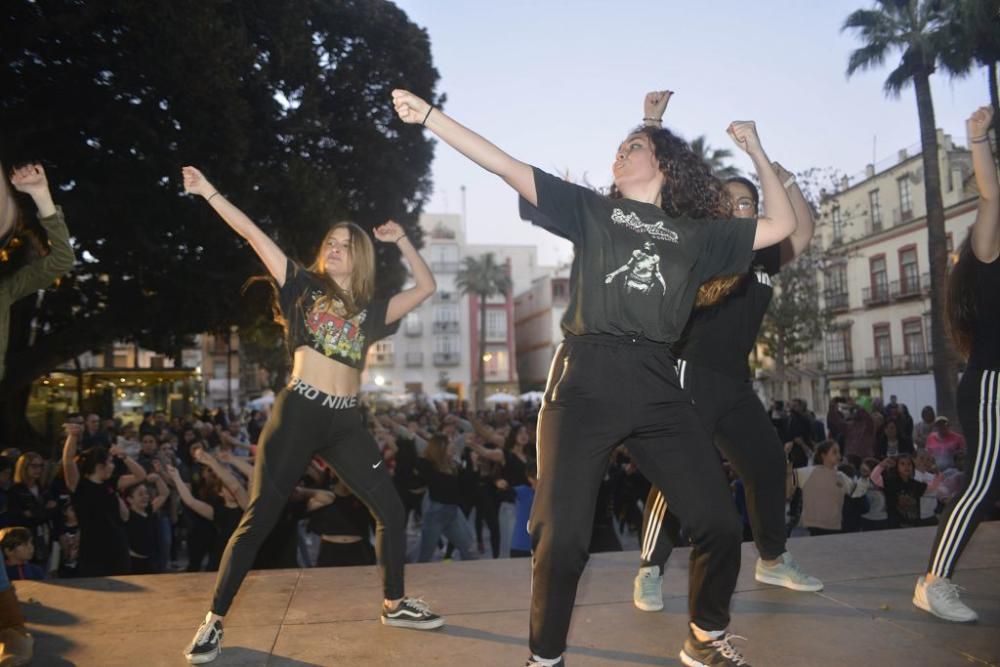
left=0, top=206, right=75, bottom=381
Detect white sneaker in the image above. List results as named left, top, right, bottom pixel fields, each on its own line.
left=633, top=565, right=664, bottom=612
left=754, top=553, right=823, bottom=592
left=183, top=612, right=223, bottom=664
left=913, top=576, right=978, bottom=623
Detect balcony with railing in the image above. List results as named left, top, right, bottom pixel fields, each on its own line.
left=433, top=352, right=460, bottom=366
left=405, top=352, right=424, bottom=367
left=891, top=207, right=914, bottom=226
left=865, top=352, right=933, bottom=375
left=825, top=358, right=854, bottom=375
left=862, top=283, right=890, bottom=307
left=890, top=272, right=930, bottom=300
left=432, top=320, right=460, bottom=334
left=824, top=289, right=849, bottom=312
left=431, top=261, right=461, bottom=273
left=434, top=291, right=459, bottom=303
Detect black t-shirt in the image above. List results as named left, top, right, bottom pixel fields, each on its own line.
left=72, top=478, right=130, bottom=576
left=308, top=493, right=372, bottom=538
left=278, top=258, right=399, bottom=369
left=673, top=244, right=781, bottom=377
left=503, top=451, right=529, bottom=489
left=969, top=255, right=1000, bottom=370
left=414, top=459, right=465, bottom=506
left=519, top=168, right=756, bottom=344
left=126, top=509, right=159, bottom=559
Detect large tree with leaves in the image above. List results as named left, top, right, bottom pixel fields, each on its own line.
left=0, top=0, right=440, bottom=444
left=843, top=0, right=958, bottom=419
left=455, top=253, right=512, bottom=409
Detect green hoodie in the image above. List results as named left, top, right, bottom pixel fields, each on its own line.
left=0, top=206, right=75, bottom=381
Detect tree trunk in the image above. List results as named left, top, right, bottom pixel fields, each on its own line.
left=477, top=294, right=487, bottom=410
left=913, top=71, right=958, bottom=420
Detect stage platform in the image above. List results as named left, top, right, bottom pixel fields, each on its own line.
left=15, top=523, right=1000, bottom=666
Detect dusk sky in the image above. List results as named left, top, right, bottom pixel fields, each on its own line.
left=392, top=0, right=988, bottom=267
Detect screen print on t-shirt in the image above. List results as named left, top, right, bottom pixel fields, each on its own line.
left=520, top=167, right=756, bottom=344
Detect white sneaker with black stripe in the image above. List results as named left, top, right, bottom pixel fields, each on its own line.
left=380, top=597, right=444, bottom=629
left=183, top=613, right=223, bottom=664
left=913, top=576, right=978, bottom=622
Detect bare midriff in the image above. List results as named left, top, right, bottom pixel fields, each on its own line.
left=291, top=346, right=361, bottom=397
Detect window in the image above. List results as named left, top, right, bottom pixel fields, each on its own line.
left=903, top=318, right=926, bottom=366
left=552, top=280, right=567, bottom=299
left=831, top=205, right=843, bottom=244
left=484, top=350, right=509, bottom=377
left=898, top=176, right=913, bottom=214
left=434, top=304, right=459, bottom=323
left=429, top=243, right=459, bottom=263
left=869, top=190, right=882, bottom=230
left=874, top=323, right=892, bottom=367
left=434, top=335, right=459, bottom=355
left=899, top=246, right=919, bottom=293
left=825, top=328, right=852, bottom=373
left=213, top=361, right=228, bottom=379
left=870, top=255, right=888, bottom=300
left=827, top=263, right=847, bottom=294
left=485, top=310, right=507, bottom=341
left=373, top=341, right=393, bottom=355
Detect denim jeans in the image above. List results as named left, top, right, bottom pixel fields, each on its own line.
left=418, top=500, right=477, bottom=562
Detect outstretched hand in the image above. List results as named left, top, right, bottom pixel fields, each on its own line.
left=968, top=106, right=994, bottom=140
left=182, top=166, right=215, bottom=198
left=374, top=220, right=406, bottom=243
left=643, top=90, right=673, bottom=122
left=9, top=163, right=50, bottom=198
left=391, top=89, right=433, bottom=125
left=727, top=121, right=763, bottom=156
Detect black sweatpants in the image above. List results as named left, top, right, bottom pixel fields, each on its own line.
left=211, top=378, right=406, bottom=615
left=530, top=337, right=742, bottom=659
left=928, top=368, right=1000, bottom=579
left=640, top=359, right=788, bottom=569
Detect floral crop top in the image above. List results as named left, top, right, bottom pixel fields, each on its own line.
left=278, top=259, right=398, bottom=370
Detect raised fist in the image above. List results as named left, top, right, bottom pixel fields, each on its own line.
left=181, top=166, right=215, bottom=198
left=643, top=90, right=674, bottom=122
left=727, top=121, right=762, bottom=156
left=391, top=89, right=433, bottom=125
left=374, top=220, right=405, bottom=243
left=9, top=163, right=49, bottom=198
left=968, top=105, right=994, bottom=140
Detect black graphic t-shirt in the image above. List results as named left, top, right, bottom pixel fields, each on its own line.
left=278, top=259, right=399, bottom=370
left=969, top=255, right=1000, bottom=370
left=674, top=243, right=782, bottom=378
left=520, top=168, right=756, bottom=343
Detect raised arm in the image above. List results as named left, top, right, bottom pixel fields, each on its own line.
left=641, top=90, right=674, bottom=128
left=112, top=446, right=148, bottom=491
left=771, top=161, right=816, bottom=265
left=391, top=90, right=537, bottom=206
left=216, top=449, right=255, bottom=482
left=195, top=449, right=249, bottom=509
left=182, top=166, right=289, bottom=284
left=727, top=122, right=796, bottom=250
left=967, top=107, right=999, bottom=262
left=5, top=164, right=76, bottom=300
left=61, top=423, right=82, bottom=493
left=373, top=221, right=437, bottom=324
left=166, top=465, right=214, bottom=520
left=148, top=472, right=171, bottom=513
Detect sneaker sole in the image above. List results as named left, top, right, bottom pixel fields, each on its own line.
left=633, top=597, right=664, bottom=612
left=755, top=571, right=824, bottom=592
left=678, top=649, right=709, bottom=667
left=184, top=646, right=220, bottom=665
left=912, top=595, right=978, bottom=623
left=381, top=616, right=445, bottom=630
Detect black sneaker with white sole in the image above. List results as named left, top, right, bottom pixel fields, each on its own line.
left=380, top=597, right=444, bottom=630
left=680, top=630, right=751, bottom=666
left=184, top=615, right=223, bottom=664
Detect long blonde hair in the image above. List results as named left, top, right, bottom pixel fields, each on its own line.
left=423, top=435, right=456, bottom=475
left=13, top=452, right=43, bottom=486
left=307, top=222, right=375, bottom=318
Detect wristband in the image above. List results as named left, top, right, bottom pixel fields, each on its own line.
left=394, top=235, right=406, bottom=244
left=643, top=117, right=662, bottom=123
left=421, top=106, right=434, bottom=126
left=971, top=135, right=990, bottom=144
left=783, top=175, right=796, bottom=189
left=207, top=191, right=220, bottom=202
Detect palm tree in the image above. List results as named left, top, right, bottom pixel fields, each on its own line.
left=842, top=0, right=958, bottom=419
left=455, top=253, right=512, bottom=409
left=690, top=135, right=741, bottom=179
left=940, top=0, right=1000, bottom=156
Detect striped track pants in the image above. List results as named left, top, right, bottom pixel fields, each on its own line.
left=928, top=368, right=1000, bottom=579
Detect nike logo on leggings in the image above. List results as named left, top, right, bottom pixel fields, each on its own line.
left=372, top=460, right=383, bottom=469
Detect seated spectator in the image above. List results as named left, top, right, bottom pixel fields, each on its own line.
left=913, top=406, right=936, bottom=450
left=0, top=527, right=45, bottom=581
left=925, top=417, right=965, bottom=471
left=858, top=458, right=888, bottom=531
left=876, top=420, right=914, bottom=459
left=873, top=455, right=930, bottom=528
left=801, top=441, right=860, bottom=536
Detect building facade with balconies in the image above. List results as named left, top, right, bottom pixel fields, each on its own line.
left=816, top=129, right=976, bottom=408
left=514, top=265, right=571, bottom=391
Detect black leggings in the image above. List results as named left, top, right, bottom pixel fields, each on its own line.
left=927, top=368, right=1000, bottom=578
left=530, top=337, right=742, bottom=659
left=639, top=360, right=788, bottom=569
left=475, top=481, right=501, bottom=558
left=211, top=379, right=406, bottom=615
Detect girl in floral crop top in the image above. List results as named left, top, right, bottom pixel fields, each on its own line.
left=177, top=166, right=443, bottom=665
